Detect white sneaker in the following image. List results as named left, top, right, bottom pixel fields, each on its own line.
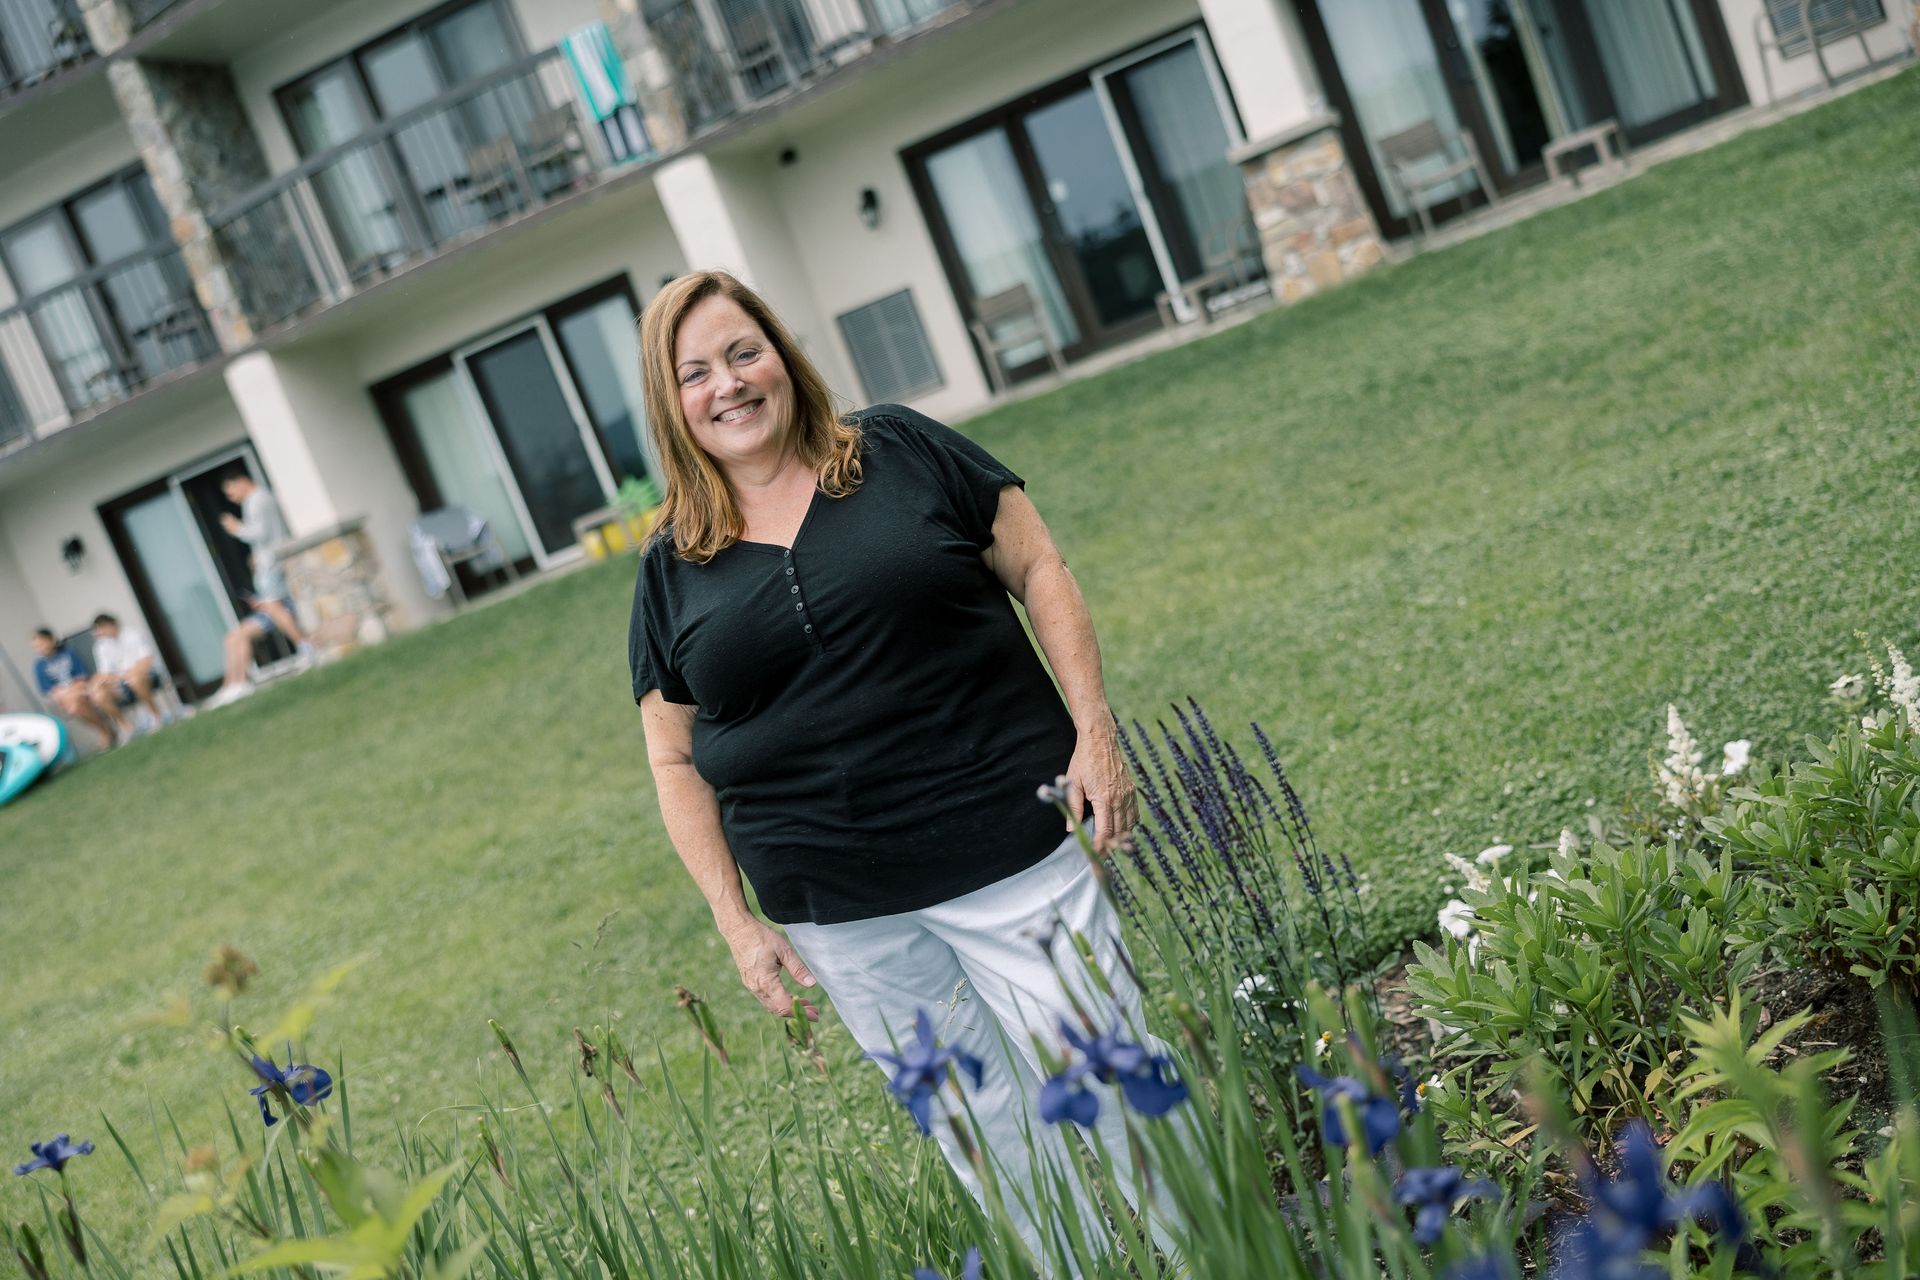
left=292, top=641, right=318, bottom=671
left=203, top=682, right=256, bottom=710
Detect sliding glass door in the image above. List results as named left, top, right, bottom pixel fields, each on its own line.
left=1298, top=0, right=1745, bottom=235
left=100, top=445, right=291, bottom=699
left=910, top=28, right=1257, bottom=383
left=376, top=278, right=651, bottom=578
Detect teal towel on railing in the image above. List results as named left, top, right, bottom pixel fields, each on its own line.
left=562, top=21, right=632, bottom=123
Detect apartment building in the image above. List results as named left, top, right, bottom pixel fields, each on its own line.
left=0, top=0, right=1910, bottom=710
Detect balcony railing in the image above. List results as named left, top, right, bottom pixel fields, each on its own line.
left=0, top=0, right=94, bottom=100
left=126, top=0, right=189, bottom=31
left=210, top=46, right=649, bottom=331
left=0, top=244, right=218, bottom=449
left=645, top=0, right=967, bottom=135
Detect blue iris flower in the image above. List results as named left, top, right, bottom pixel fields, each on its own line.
left=1443, top=1254, right=1517, bottom=1280
left=248, top=1054, right=334, bottom=1127
left=1395, top=1165, right=1498, bottom=1244
left=1296, top=1065, right=1401, bottom=1154
left=1552, top=1121, right=1755, bottom=1279
left=1038, top=1015, right=1188, bottom=1127
left=867, top=1010, right=984, bottom=1137
left=912, top=1245, right=982, bottom=1280
left=14, top=1135, right=94, bottom=1176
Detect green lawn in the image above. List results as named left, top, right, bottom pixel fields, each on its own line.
left=5, top=70, right=1918, bottom=1257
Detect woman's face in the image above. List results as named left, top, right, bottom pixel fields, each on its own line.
left=673, top=294, right=794, bottom=474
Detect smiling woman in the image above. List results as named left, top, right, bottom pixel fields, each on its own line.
left=626, top=269, right=1168, bottom=1268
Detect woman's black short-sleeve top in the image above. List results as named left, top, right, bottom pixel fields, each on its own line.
left=628, top=403, right=1079, bottom=926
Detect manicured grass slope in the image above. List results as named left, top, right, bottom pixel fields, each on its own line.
left=3, top=70, right=1916, bottom=1253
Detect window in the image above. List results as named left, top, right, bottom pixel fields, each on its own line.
left=838, top=290, right=942, bottom=404
left=0, top=168, right=212, bottom=412
left=1765, top=0, right=1884, bottom=56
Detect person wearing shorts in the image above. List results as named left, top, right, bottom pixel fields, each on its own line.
left=86, top=613, right=170, bottom=742
left=205, top=469, right=312, bottom=709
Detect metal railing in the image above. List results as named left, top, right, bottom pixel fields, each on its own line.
left=210, top=46, right=641, bottom=331
left=0, top=243, right=218, bottom=448
left=0, top=0, right=94, bottom=100
left=644, top=0, right=968, bottom=136
left=126, top=0, right=190, bottom=30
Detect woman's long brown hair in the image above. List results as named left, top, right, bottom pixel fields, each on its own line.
left=638, top=271, right=863, bottom=562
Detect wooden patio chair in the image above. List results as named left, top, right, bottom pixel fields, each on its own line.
left=967, top=282, right=1066, bottom=394
left=1376, top=119, right=1499, bottom=239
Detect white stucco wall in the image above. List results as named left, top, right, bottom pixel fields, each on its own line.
left=1717, top=0, right=1913, bottom=105
left=0, top=522, right=47, bottom=714
left=0, top=385, right=249, bottom=649
left=719, top=0, right=1210, bottom=420
left=0, top=119, right=140, bottom=247
left=229, top=0, right=606, bottom=175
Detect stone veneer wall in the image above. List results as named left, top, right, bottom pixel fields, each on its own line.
left=109, top=58, right=285, bottom=349
left=1234, top=114, right=1386, bottom=305
left=277, top=520, right=395, bottom=655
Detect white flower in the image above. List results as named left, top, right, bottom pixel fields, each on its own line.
left=1720, top=739, right=1751, bottom=777
left=1889, top=644, right=1920, bottom=733
left=1556, top=828, right=1578, bottom=860
left=1234, top=974, right=1269, bottom=1003
left=1438, top=898, right=1475, bottom=939
left=1657, top=704, right=1707, bottom=807
left=1865, top=714, right=1882, bottom=731
left=1415, top=1073, right=1444, bottom=1101
left=1829, top=672, right=1867, bottom=702
left=1475, top=843, right=1514, bottom=866
left=1442, top=852, right=1490, bottom=895
left=1312, top=1031, right=1334, bottom=1060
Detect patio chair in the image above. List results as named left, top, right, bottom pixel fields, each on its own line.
left=1753, top=0, right=1883, bottom=105
left=408, top=506, right=519, bottom=609
left=1156, top=217, right=1267, bottom=328
left=1376, top=119, right=1498, bottom=239
left=967, top=283, right=1067, bottom=394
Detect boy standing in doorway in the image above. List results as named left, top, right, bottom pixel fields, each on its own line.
left=203, top=468, right=313, bottom=709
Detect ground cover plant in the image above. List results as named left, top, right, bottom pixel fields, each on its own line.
left=2, top=67, right=1918, bottom=1263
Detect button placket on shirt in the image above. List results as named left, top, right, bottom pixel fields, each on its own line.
left=785, top=548, right=819, bottom=641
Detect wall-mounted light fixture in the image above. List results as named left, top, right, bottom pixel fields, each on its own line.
left=60, top=535, right=85, bottom=574
left=858, top=186, right=880, bottom=230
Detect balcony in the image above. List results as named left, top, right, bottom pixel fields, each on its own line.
left=0, top=243, right=219, bottom=451
left=0, top=0, right=94, bottom=103
left=210, top=43, right=653, bottom=333
left=646, top=0, right=970, bottom=136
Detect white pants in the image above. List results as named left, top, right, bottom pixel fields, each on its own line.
left=785, top=829, right=1165, bottom=1274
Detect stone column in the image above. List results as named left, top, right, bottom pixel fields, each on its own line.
left=107, top=59, right=278, bottom=351
left=1233, top=117, right=1385, bottom=304
left=1198, top=0, right=1386, bottom=304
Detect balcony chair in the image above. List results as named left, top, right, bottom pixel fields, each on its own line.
left=518, top=105, right=591, bottom=197
left=1376, top=119, right=1499, bottom=239
left=967, top=282, right=1067, bottom=395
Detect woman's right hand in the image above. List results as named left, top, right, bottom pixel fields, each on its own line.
left=718, top=915, right=818, bottom=1018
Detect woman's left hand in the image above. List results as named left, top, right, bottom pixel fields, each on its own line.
left=1063, top=719, right=1137, bottom=857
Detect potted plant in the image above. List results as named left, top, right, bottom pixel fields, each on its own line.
left=574, top=475, right=663, bottom=560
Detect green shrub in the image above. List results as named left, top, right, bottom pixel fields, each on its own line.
left=1406, top=837, right=1769, bottom=1153
left=1708, top=706, right=1920, bottom=998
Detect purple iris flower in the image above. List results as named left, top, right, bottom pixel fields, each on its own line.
left=1551, top=1121, right=1756, bottom=1279
left=14, top=1135, right=93, bottom=1176
left=248, top=1054, right=334, bottom=1127
left=1395, top=1165, right=1498, bottom=1244
left=1297, top=1065, right=1401, bottom=1154
left=912, top=1245, right=982, bottom=1280
left=1039, top=1016, right=1188, bottom=1127
left=867, top=1010, right=984, bottom=1137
